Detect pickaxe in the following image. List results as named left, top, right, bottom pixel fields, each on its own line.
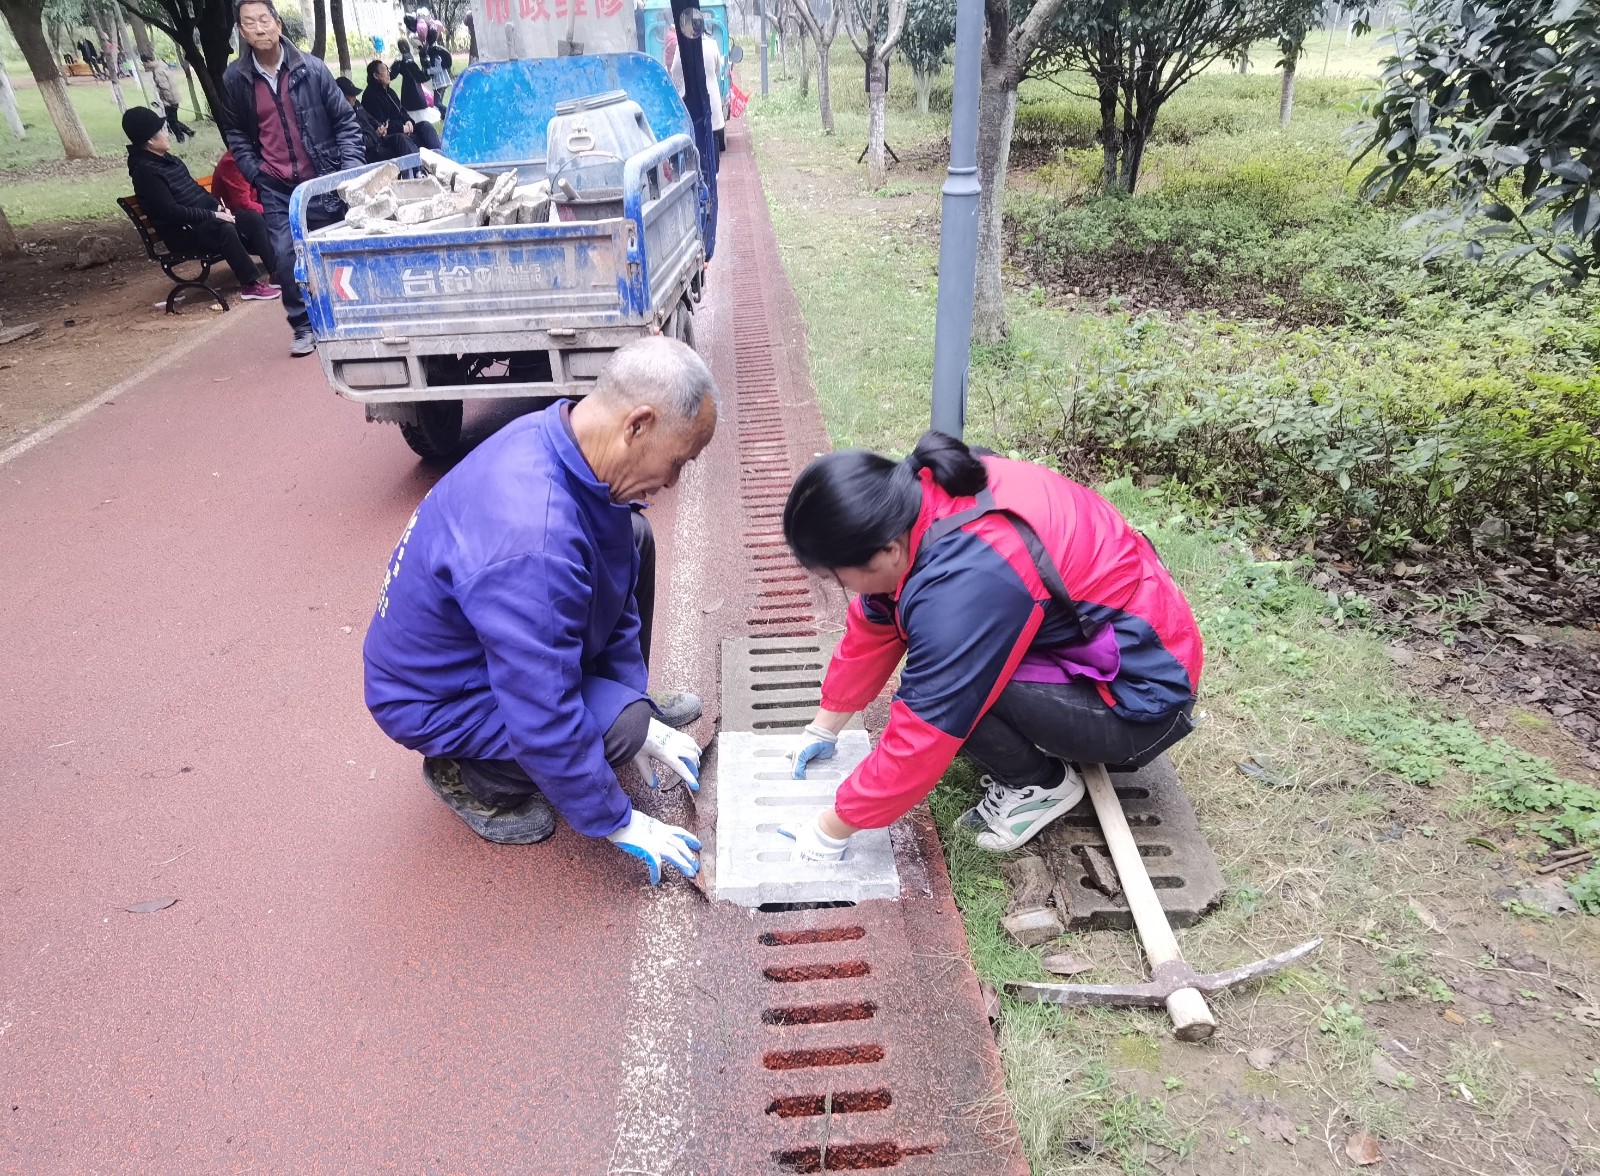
left=1004, top=763, right=1321, bottom=1041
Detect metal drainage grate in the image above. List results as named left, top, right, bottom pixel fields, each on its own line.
left=1038, top=756, right=1226, bottom=930
left=754, top=910, right=930, bottom=1173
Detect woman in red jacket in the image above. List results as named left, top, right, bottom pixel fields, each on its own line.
left=778, top=431, right=1203, bottom=861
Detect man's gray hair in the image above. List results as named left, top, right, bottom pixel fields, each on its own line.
left=594, top=336, right=720, bottom=426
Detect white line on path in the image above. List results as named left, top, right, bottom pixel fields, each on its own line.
left=607, top=453, right=713, bottom=1175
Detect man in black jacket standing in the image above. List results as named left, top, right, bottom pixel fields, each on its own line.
left=124, top=107, right=279, bottom=303
left=220, top=0, right=364, bottom=357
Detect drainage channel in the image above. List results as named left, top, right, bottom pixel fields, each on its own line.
left=681, top=127, right=1028, bottom=1175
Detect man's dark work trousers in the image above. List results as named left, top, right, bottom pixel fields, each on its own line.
left=231, top=208, right=277, bottom=277
left=459, top=699, right=652, bottom=808
left=456, top=508, right=659, bottom=809
left=164, top=104, right=196, bottom=139
left=257, top=181, right=340, bottom=332
left=167, top=216, right=262, bottom=286
left=962, top=679, right=1195, bottom=788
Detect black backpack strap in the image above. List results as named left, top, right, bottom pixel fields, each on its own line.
left=916, top=490, right=1100, bottom=642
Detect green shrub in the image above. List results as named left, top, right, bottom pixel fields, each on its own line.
left=978, top=304, right=1600, bottom=557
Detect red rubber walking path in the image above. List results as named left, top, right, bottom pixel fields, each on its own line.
left=1, top=126, right=1025, bottom=1174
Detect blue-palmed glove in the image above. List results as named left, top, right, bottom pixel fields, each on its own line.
left=788, top=723, right=839, bottom=779
left=777, top=815, right=850, bottom=862
left=632, top=719, right=701, bottom=793
left=605, top=811, right=701, bottom=885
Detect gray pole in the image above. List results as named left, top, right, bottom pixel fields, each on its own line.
left=929, top=0, right=982, bottom=438
left=758, top=0, right=770, bottom=95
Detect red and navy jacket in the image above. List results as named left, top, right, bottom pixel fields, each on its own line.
left=822, top=456, right=1204, bottom=829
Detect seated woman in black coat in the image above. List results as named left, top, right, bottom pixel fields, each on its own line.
left=337, top=76, right=416, bottom=162
left=123, top=107, right=278, bottom=301
left=362, top=59, right=442, bottom=151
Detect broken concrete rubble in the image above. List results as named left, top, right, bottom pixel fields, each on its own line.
left=324, top=151, right=557, bottom=236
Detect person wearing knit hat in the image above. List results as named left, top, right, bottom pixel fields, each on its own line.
left=335, top=74, right=418, bottom=163
left=123, top=108, right=280, bottom=304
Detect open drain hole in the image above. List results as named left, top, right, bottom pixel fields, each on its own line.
left=754, top=718, right=815, bottom=730
left=751, top=662, right=825, bottom=673
left=759, top=926, right=866, bottom=946
left=772, top=1141, right=937, bottom=1171
left=763, top=1000, right=877, bottom=1025
left=763, top=960, right=871, bottom=982
left=1080, top=875, right=1186, bottom=890
left=752, top=698, right=823, bottom=710
left=1064, top=811, right=1161, bottom=829
left=766, top=1088, right=893, bottom=1118
left=763, top=1044, right=885, bottom=1070
left=758, top=900, right=858, bottom=913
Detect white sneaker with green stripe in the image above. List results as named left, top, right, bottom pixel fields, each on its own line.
left=961, top=761, right=1086, bottom=852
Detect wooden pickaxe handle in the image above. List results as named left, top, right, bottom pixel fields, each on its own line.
left=1083, top=763, right=1217, bottom=1042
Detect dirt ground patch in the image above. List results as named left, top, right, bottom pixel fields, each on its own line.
left=0, top=216, right=241, bottom=450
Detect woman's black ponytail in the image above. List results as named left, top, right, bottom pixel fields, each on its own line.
left=904, top=429, right=988, bottom=497
left=782, top=430, right=989, bottom=570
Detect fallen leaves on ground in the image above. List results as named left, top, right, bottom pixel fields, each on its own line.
left=1345, top=1130, right=1383, bottom=1166
left=125, top=897, right=177, bottom=913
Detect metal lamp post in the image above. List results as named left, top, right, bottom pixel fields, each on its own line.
left=928, top=0, right=983, bottom=438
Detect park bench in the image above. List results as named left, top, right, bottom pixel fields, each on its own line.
left=117, top=173, right=233, bottom=315
left=64, top=61, right=95, bottom=78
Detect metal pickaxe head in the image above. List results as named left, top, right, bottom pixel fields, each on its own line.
left=1003, top=937, right=1323, bottom=1040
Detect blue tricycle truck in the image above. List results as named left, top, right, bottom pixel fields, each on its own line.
left=290, top=52, right=708, bottom=460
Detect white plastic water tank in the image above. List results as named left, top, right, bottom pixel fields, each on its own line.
left=545, top=90, right=656, bottom=199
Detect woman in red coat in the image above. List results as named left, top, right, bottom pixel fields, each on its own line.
left=211, top=149, right=277, bottom=284
left=778, top=431, right=1204, bottom=861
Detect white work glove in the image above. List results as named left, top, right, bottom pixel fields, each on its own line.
left=788, top=723, right=839, bottom=779
left=777, top=814, right=850, bottom=862
left=606, top=811, right=701, bottom=885
left=632, top=718, right=701, bottom=793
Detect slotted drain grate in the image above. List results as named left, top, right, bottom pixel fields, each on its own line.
left=1038, top=757, right=1226, bottom=930
left=687, top=131, right=1026, bottom=1175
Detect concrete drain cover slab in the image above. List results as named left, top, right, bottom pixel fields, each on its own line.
left=1038, top=756, right=1225, bottom=931
left=714, top=730, right=901, bottom=907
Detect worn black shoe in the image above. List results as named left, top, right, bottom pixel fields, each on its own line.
left=289, top=329, right=316, bottom=358
left=650, top=690, right=702, bottom=729
left=422, top=757, right=556, bottom=845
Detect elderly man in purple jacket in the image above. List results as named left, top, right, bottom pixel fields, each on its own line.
left=363, top=338, right=718, bottom=885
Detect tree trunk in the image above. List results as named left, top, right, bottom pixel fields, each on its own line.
left=865, top=55, right=888, bottom=189
left=1237, top=54, right=1248, bottom=74
left=178, top=50, right=203, bottom=120
left=1279, top=60, right=1296, bottom=125
left=815, top=34, right=834, bottom=133
left=1118, top=110, right=1154, bottom=192
left=0, top=57, right=27, bottom=139
left=799, top=27, right=811, bottom=97
left=913, top=67, right=931, bottom=115
left=312, top=0, right=328, bottom=61
left=972, top=63, right=1016, bottom=344
left=0, top=0, right=96, bottom=158
left=88, top=8, right=127, bottom=113
left=329, top=0, right=351, bottom=75
left=0, top=203, right=19, bottom=257
left=129, top=13, right=155, bottom=60
left=1096, top=74, right=1117, bottom=189
left=115, top=6, right=153, bottom=106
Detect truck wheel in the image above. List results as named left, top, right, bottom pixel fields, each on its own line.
left=669, top=301, right=696, bottom=351
left=399, top=400, right=463, bottom=462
